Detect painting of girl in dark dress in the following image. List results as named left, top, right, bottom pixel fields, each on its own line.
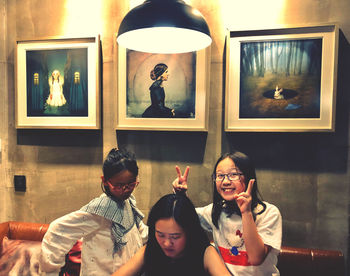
left=126, top=50, right=196, bottom=118
left=142, top=63, right=175, bottom=118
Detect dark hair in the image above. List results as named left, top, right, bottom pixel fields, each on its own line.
left=101, top=148, right=138, bottom=197
left=150, top=63, right=168, bottom=80
left=51, top=70, right=60, bottom=84
left=211, top=151, right=266, bottom=228
left=144, top=194, right=209, bottom=276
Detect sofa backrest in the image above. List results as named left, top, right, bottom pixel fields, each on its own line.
left=277, top=246, right=345, bottom=276
left=0, top=221, right=49, bottom=243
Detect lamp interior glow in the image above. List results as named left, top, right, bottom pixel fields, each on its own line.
left=117, top=27, right=212, bottom=54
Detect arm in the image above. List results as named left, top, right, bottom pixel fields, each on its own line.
left=235, top=180, right=270, bottom=265
left=241, top=211, right=271, bottom=265
left=204, top=246, right=231, bottom=276
left=151, top=86, right=174, bottom=116
left=40, top=210, right=103, bottom=273
left=112, top=245, right=145, bottom=276
left=137, top=220, right=148, bottom=245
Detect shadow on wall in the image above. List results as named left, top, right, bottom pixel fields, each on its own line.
left=224, top=30, right=350, bottom=174
left=116, top=130, right=208, bottom=163
left=16, top=129, right=103, bottom=164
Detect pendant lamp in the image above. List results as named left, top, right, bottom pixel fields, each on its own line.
left=117, top=0, right=212, bottom=53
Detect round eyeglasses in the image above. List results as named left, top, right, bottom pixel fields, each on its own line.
left=108, top=180, right=139, bottom=191
left=215, top=172, right=243, bottom=182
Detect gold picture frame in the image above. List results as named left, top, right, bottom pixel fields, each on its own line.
left=116, top=44, right=210, bottom=131
left=225, top=24, right=339, bottom=132
left=16, top=36, right=100, bottom=129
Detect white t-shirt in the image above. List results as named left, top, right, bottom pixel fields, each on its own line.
left=40, top=199, right=148, bottom=276
left=196, top=202, right=282, bottom=276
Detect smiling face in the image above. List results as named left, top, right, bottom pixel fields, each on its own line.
left=215, top=157, right=246, bottom=201
left=155, top=217, right=187, bottom=259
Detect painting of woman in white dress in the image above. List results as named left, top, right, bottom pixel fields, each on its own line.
left=44, top=70, right=69, bottom=115
left=26, top=48, right=88, bottom=117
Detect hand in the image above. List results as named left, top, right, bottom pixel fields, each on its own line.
left=172, top=165, right=189, bottom=194
left=234, top=179, right=254, bottom=214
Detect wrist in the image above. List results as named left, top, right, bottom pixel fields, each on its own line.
left=175, top=189, right=187, bottom=196
left=241, top=210, right=253, bottom=217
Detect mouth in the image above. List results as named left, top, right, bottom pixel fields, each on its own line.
left=163, top=248, right=175, bottom=255
left=222, top=187, right=235, bottom=193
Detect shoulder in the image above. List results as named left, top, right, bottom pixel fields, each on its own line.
left=203, top=245, right=231, bottom=276
left=196, top=203, right=213, bottom=215
left=262, top=201, right=281, bottom=216
left=150, top=80, right=162, bottom=90
left=204, top=245, right=217, bottom=256
left=255, top=201, right=282, bottom=225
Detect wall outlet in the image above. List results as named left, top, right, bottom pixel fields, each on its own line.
left=14, top=175, right=26, bottom=192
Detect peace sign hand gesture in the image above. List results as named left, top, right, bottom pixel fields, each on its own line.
left=172, top=166, right=190, bottom=195
left=234, top=179, right=255, bottom=214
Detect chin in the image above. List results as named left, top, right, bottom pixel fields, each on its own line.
left=220, top=193, right=236, bottom=202
left=122, top=193, right=132, bottom=200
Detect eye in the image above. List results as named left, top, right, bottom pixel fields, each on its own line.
left=156, top=232, right=165, bottom=238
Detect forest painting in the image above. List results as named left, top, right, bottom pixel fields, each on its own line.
left=239, top=38, right=322, bottom=118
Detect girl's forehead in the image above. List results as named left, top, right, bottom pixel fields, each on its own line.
left=155, top=217, right=184, bottom=234
left=217, top=157, right=236, bottom=170
left=109, top=169, right=136, bottom=181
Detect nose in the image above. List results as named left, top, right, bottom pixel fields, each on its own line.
left=163, top=238, right=173, bottom=247
left=222, top=175, right=231, bottom=185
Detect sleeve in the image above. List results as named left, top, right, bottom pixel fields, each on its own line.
left=137, top=220, right=149, bottom=245
left=256, top=203, right=282, bottom=251
left=196, top=204, right=214, bottom=233
left=40, top=210, right=104, bottom=273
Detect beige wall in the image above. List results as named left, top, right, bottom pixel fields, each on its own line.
left=1, top=0, right=349, bottom=271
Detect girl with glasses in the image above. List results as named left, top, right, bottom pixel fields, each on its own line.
left=173, top=150, right=282, bottom=276
left=40, top=148, right=148, bottom=276
left=112, top=194, right=231, bottom=276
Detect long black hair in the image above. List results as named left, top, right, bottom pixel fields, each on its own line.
left=212, top=151, right=266, bottom=228
left=144, top=194, right=209, bottom=276
left=101, top=147, right=138, bottom=197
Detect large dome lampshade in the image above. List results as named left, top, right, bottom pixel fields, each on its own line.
left=117, top=0, right=212, bottom=53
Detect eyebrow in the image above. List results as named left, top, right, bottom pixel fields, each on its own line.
left=216, top=169, right=241, bottom=173
left=155, top=230, right=182, bottom=236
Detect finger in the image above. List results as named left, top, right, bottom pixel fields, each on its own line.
left=183, top=166, right=190, bottom=180
left=175, top=165, right=182, bottom=178
left=246, top=179, right=255, bottom=195
left=172, top=178, right=179, bottom=187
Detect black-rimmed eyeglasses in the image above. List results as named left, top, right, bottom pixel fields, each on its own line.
left=215, top=172, right=243, bottom=182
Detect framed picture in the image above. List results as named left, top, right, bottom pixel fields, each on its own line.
left=116, top=45, right=210, bottom=131
left=225, top=24, right=339, bottom=132
left=16, top=36, right=100, bottom=129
